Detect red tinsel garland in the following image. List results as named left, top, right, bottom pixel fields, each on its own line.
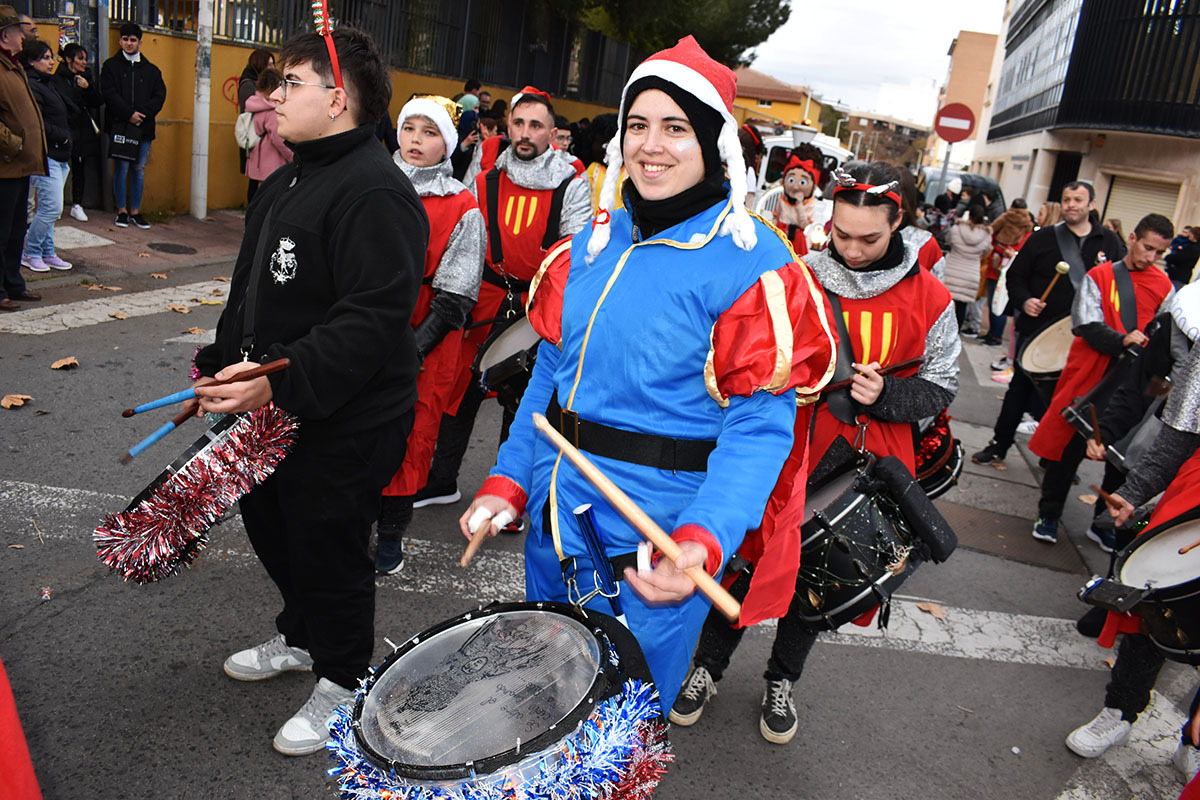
left=94, top=404, right=299, bottom=584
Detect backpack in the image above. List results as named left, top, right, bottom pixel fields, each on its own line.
left=234, top=111, right=261, bottom=151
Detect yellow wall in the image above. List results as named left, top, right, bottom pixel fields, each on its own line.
left=733, top=96, right=821, bottom=130
left=39, top=25, right=617, bottom=213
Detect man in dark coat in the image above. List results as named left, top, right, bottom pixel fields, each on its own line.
left=100, top=22, right=165, bottom=229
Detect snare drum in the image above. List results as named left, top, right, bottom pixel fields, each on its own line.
left=914, top=409, right=964, bottom=500
left=1017, top=316, right=1074, bottom=406
left=474, top=316, right=542, bottom=414
left=793, top=465, right=919, bottom=630
left=328, top=601, right=671, bottom=799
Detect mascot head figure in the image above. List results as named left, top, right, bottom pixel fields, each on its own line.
left=781, top=143, right=825, bottom=205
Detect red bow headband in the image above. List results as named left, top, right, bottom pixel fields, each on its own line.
left=512, top=86, right=553, bottom=107
left=829, top=167, right=901, bottom=207
left=783, top=155, right=820, bottom=184
left=741, top=124, right=762, bottom=148
left=312, top=0, right=344, bottom=90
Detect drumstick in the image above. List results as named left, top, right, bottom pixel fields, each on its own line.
left=460, top=506, right=514, bottom=567
left=1179, top=537, right=1200, bottom=556
left=822, top=356, right=925, bottom=394
left=120, top=407, right=194, bottom=464
left=532, top=412, right=741, bottom=622
left=1038, top=261, right=1071, bottom=303
left=1092, top=484, right=1123, bottom=515
left=1088, top=403, right=1103, bottom=447
left=121, top=358, right=291, bottom=417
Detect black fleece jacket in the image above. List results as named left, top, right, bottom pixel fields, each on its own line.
left=1006, top=222, right=1126, bottom=336
left=26, top=66, right=72, bottom=162
left=99, top=52, right=166, bottom=140
left=195, top=125, right=429, bottom=437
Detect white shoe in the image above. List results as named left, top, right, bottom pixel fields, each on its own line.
left=1066, top=707, right=1131, bottom=758
left=224, top=633, right=313, bottom=681
left=1175, top=741, right=1200, bottom=781
left=273, top=677, right=355, bottom=756
left=69, top=204, right=88, bottom=222
left=1017, top=419, right=1039, bottom=436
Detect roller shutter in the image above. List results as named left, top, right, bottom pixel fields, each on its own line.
left=1102, top=175, right=1181, bottom=229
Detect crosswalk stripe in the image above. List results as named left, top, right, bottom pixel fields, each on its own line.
left=0, top=280, right=229, bottom=335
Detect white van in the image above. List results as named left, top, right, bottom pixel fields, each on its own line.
left=750, top=126, right=855, bottom=216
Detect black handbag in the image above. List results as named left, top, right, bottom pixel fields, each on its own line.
left=109, top=121, right=141, bottom=161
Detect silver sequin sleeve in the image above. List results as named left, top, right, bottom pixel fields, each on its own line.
left=1164, top=340, right=1200, bottom=434
left=558, top=175, right=594, bottom=237
left=1071, top=273, right=1105, bottom=328
left=930, top=254, right=946, bottom=282
left=916, top=301, right=961, bottom=395
left=431, top=207, right=486, bottom=302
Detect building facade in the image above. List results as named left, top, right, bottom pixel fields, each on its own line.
left=926, top=30, right=998, bottom=170
left=973, top=0, right=1200, bottom=229
left=845, top=111, right=930, bottom=168
left=732, top=66, right=822, bottom=133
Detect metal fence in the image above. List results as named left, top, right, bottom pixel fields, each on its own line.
left=106, top=0, right=631, bottom=107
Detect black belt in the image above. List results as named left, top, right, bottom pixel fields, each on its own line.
left=546, top=391, right=716, bottom=472
left=481, top=264, right=531, bottom=293
left=560, top=551, right=639, bottom=583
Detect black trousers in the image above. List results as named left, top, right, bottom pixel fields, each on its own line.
left=1039, top=434, right=1088, bottom=519
left=238, top=412, right=413, bottom=690
left=426, top=377, right=515, bottom=491
left=1105, top=633, right=1166, bottom=723
left=991, top=330, right=1047, bottom=454
left=0, top=176, right=29, bottom=300
left=692, top=570, right=819, bottom=684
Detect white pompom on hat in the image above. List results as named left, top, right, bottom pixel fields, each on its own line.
left=397, top=95, right=460, bottom=160
left=587, top=35, right=756, bottom=263
left=946, top=177, right=963, bottom=195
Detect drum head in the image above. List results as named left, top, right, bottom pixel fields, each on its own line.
left=356, top=607, right=603, bottom=775
left=803, top=469, right=861, bottom=525
left=1018, top=316, right=1073, bottom=376
left=1119, top=518, right=1200, bottom=591
left=478, top=318, right=541, bottom=374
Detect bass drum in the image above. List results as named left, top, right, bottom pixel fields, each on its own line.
left=473, top=316, right=542, bottom=414
left=914, top=409, right=964, bottom=500
left=1017, top=315, right=1074, bottom=406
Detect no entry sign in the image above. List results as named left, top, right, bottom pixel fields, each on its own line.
left=934, top=103, right=975, bottom=143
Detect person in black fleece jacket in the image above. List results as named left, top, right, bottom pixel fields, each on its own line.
left=20, top=37, right=74, bottom=271
left=191, top=27, right=428, bottom=758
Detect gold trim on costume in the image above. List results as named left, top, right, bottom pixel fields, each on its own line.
left=760, top=269, right=793, bottom=392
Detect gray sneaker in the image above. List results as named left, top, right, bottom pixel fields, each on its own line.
left=273, top=677, right=355, bottom=756
left=669, top=665, right=717, bottom=726
left=224, top=634, right=313, bottom=681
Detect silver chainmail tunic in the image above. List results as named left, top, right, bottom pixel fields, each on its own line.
left=900, top=225, right=945, bottom=281
left=464, top=145, right=593, bottom=238
left=394, top=157, right=486, bottom=302
left=1165, top=339, right=1200, bottom=435
left=805, top=241, right=961, bottom=395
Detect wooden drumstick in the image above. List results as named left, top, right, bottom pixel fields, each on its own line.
left=1179, top=537, right=1200, bottom=556
left=460, top=506, right=514, bottom=567
left=532, top=413, right=742, bottom=622
left=822, top=356, right=925, bottom=394
left=1088, top=403, right=1103, bottom=447
left=1038, top=261, right=1071, bottom=303
left=1092, top=484, right=1122, bottom=514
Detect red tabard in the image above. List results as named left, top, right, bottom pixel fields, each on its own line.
left=808, top=268, right=950, bottom=476
left=1029, top=263, right=1174, bottom=461
left=774, top=220, right=808, bottom=257
left=448, top=169, right=570, bottom=408
left=383, top=189, right=478, bottom=496
left=917, top=234, right=943, bottom=274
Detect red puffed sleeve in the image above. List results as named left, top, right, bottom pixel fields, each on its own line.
left=525, top=236, right=573, bottom=346
left=705, top=259, right=837, bottom=407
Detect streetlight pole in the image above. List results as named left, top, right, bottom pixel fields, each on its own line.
left=835, top=116, right=848, bottom=142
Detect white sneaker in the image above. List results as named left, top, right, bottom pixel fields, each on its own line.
left=273, top=677, right=355, bottom=756
left=69, top=204, right=88, bottom=222
left=1175, top=741, right=1200, bottom=781
left=1017, top=419, right=1039, bottom=436
left=224, top=633, right=313, bottom=681
left=1066, top=707, right=1131, bottom=757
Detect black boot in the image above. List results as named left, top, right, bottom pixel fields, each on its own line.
left=375, top=495, right=414, bottom=574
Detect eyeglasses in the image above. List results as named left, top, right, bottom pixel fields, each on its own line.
left=280, top=78, right=335, bottom=99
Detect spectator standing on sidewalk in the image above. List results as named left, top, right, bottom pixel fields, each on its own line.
left=944, top=204, right=992, bottom=330
left=0, top=5, right=46, bottom=313
left=236, top=48, right=273, bottom=177
left=243, top=68, right=290, bottom=203
left=20, top=38, right=73, bottom=273
left=100, top=23, right=165, bottom=230
left=55, top=43, right=100, bottom=222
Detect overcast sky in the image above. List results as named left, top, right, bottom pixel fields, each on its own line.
left=749, top=0, right=1007, bottom=126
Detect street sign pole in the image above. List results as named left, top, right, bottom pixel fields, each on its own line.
left=931, top=102, right=976, bottom=206
left=936, top=142, right=953, bottom=198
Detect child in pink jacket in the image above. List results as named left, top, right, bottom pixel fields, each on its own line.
left=245, top=69, right=292, bottom=203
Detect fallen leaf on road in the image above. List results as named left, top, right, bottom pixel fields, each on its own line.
left=915, top=601, right=948, bottom=621
left=1103, top=656, right=1115, bottom=668
left=990, top=461, right=1008, bottom=472
left=211, top=289, right=223, bottom=296
left=108, top=312, right=126, bottom=320
left=187, top=298, right=201, bottom=303
left=50, top=356, right=79, bottom=370
left=34, top=409, right=48, bottom=415
left=85, top=283, right=104, bottom=291
left=186, top=326, right=205, bottom=335
left=1079, top=493, right=1098, bottom=504
left=8, top=544, right=24, bottom=549
left=212, top=276, right=229, bottom=282
left=137, top=253, right=151, bottom=258
left=2, top=394, right=33, bottom=409
left=150, top=272, right=167, bottom=279
left=103, top=286, right=122, bottom=291
left=167, top=304, right=190, bottom=314
left=198, top=299, right=223, bottom=305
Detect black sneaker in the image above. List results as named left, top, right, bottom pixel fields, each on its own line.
left=1076, top=606, right=1108, bottom=638
left=760, top=678, right=797, bottom=744
left=131, top=213, right=151, bottom=229
left=971, top=441, right=1006, bottom=465
left=412, top=482, right=461, bottom=509
left=1087, top=523, right=1117, bottom=554
left=669, top=665, right=717, bottom=726
left=374, top=539, right=405, bottom=575
left=114, top=212, right=129, bottom=228
left=1032, top=515, right=1059, bottom=544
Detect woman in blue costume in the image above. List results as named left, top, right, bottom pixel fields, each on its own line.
left=459, top=36, right=837, bottom=712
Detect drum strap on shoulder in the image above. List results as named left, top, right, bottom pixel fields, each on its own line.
left=822, top=291, right=864, bottom=425
left=483, top=168, right=576, bottom=268
left=239, top=197, right=282, bottom=359
left=1053, top=222, right=1087, bottom=291
left=1111, top=260, right=1139, bottom=334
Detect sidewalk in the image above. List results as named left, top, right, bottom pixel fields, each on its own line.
left=20, top=206, right=245, bottom=289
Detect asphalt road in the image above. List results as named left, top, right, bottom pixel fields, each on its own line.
left=1, top=262, right=1195, bottom=799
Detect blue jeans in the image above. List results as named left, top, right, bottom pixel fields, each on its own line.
left=112, top=139, right=152, bottom=211
left=24, top=159, right=69, bottom=258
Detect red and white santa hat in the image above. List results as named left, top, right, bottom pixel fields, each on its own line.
left=588, top=35, right=756, bottom=262
left=397, top=95, right=460, bottom=158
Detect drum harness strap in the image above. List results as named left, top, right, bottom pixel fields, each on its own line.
left=1052, top=221, right=1088, bottom=293
left=238, top=197, right=283, bottom=361
left=1111, top=260, right=1140, bottom=336
left=547, top=502, right=640, bottom=603
left=822, top=291, right=868, bottom=432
